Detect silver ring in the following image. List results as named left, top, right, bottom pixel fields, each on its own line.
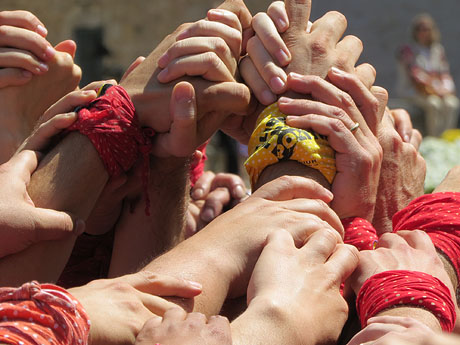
left=349, top=122, right=360, bottom=133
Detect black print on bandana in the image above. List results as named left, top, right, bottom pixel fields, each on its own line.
left=257, top=117, right=326, bottom=160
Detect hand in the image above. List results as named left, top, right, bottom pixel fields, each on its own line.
left=0, top=149, right=84, bottom=258
left=135, top=309, right=232, bottom=345
left=120, top=0, right=254, bottom=150
left=199, top=175, right=343, bottom=298
left=69, top=271, right=203, bottom=345
left=370, top=91, right=426, bottom=234
left=240, top=0, right=376, bottom=96
left=0, top=10, right=56, bottom=87
left=347, top=316, right=435, bottom=345
left=0, top=41, right=81, bottom=136
left=247, top=228, right=358, bottom=345
left=234, top=1, right=375, bottom=144
left=157, top=9, right=242, bottom=83
left=350, top=230, right=455, bottom=299
left=186, top=171, right=248, bottom=237
left=280, top=70, right=382, bottom=220
left=390, top=108, right=422, bottom=149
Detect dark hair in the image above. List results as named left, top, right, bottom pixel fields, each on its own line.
left=412, top=13, right=440, bottom=43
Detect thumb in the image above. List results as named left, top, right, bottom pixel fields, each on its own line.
left=120, top=271, right=203, bottom=298
left=326, top=244, right=359, bottom=286
left=31, top=207, right=85, bottom=241
left=54, top=40, right=77, bottom=58
left=284, top=0, right=311, bottom=33
left=152, top=81, right=197, bottom=157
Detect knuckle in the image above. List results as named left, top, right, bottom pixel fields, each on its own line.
left=0, top=26, right=9, bottom=36
left=331, top=107, right=348, bottom=121
left=253, top=12, right=267, bottom=25
left=213, top=37, right=229, bottom=56
left=328, top=11, right=347, bottom=27
left=246, top=36, right=259, bottom=54
left=368, top=97, right=381, bottom=116
left=349, top=35, right=363, bottom=50
left=111, top=281, right=132, bottom=293
left=310, top=39, right=329, bottom=59
left=339, top=92, right=355, bottom=108
left=23, top=11, right=37, bottom=24
left=329, top=118, right=348, bottom=133
left=205, top=52, right=221, bottom=68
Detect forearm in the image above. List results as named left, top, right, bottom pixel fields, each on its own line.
left=108, top=156, right=190, bottom=277
left=0, top=133, right=108, bottom=285
left=141, top=229, right=235, bottom=315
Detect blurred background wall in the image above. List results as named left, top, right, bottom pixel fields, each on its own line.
left=2, top=0, right=458, bottom=97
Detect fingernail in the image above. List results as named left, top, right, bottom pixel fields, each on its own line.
left=208, top=9, right=224, bottom=18
left=192, top=188, right=204, bottom=199
left=278, top=97, right=292, bottom=105
left=277, top=18, right=288, bottom=31
left=325, top=189, right=334, bottom=200
left=331, top=67, right=345, bottom=75
left=233, top=185, right=246, bottom=199
left=275, top=49, right=290, bottom=66
left=201, top=208, right=215, bottom=222
left=289, top=72, right=303, bottom=79
left=36, top=24, right=48, bottom=36
left=270, top=76, right=285, bottom=93
left=157, top=67, right=168, bottom=81
left=43, top=46, right=56, bottom=60
left=176, top=30, right=189, bottom=41
left=75, top=219, right=86, bottom=236
left=22, top=70, right=32, bottom=78
left=403, top=134, right=410, bottom=143
left=157, top=52, right=169, bottom=68
left=186, top=280, right=203, bottom=290
left=38, top=63, right=48, bottom=72
left=261, top=90, right=276, bottom=105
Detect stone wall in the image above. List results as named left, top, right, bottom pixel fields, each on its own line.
left=2, top=0, right=459, bottom=97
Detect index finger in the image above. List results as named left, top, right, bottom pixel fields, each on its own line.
left=252, top=175, right=333, bottom=203
left=0, top=10, right=46, bottom=36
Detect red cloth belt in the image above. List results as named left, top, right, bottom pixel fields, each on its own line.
left=68, top=85, right=154, bottom=215
left=356, top=270, right=456, bottom=332
left=0, top=281, right=90, bottom=345
left=393, top=192, right=460, bottom=283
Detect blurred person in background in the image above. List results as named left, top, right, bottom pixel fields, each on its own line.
left=397, top=13, right=459, bottom=137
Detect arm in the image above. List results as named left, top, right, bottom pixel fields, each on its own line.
left=108, top=156, right=190, bottom=277
left=141, top=175, right=342, bottom=315
left=0, top=132, right=108, bottom=285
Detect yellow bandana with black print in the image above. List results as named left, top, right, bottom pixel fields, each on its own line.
left=245, top=103, right=336, bottom=188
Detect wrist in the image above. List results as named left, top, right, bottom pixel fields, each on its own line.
left=255, top=161, right=330, bottom=191
left=377, top=307, right=442, bottom=332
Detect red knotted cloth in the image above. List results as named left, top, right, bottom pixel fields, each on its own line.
left=342, top=217, right=378, bottom=251
left=0, top=281, right=90, bottom=345
left=392, top=192, right=460, bottom=283
left=356, top=270, right=456, bottom=332
left=67, top=85, right=154, bottom=214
